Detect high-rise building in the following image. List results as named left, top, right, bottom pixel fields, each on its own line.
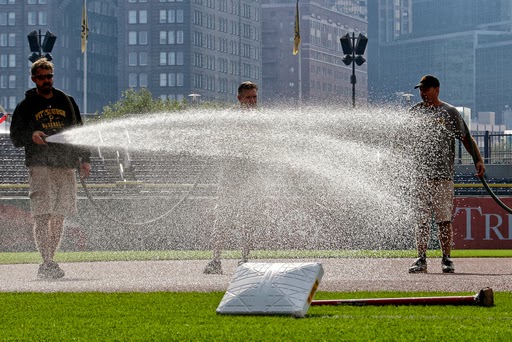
left=368, top=0, right=512, bottom=125
left=117, top=0, right=262, bottom=104
left=0, top=0, right=118, bottom=114
left=261, top=0, right=367, bottom=105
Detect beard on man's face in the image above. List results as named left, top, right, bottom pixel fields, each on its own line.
left=37, top=83, right=52, bottom=95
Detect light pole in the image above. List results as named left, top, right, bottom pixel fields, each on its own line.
left=27, top=29, right=56, bottom=63
left=340, top=32, right=368, bottom=108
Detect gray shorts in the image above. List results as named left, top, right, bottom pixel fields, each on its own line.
left=28, top=166, right=77, bottom=217
left=415, top=179, right=454, bottom=224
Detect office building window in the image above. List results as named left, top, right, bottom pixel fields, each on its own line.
left=128, top=73, right=137, bottom=87
left=128, top=10, right=137, bottom=24
left=8, top=33, right=15, bottom=46
left=177, top=31, right=184, bottom=44
left=177, top=73, right=183, bottom=86
left=9, top=96, right=15, bottom=109
left=139, top=73, right=148, bottom=87
left=177, top=10, right=184, bottom=23
left=8, top=12, right=15, bottom=25
left=139, top=10, right=147, bottom=24
left=128, top=52, right=137, bottom=66
left=139, top=52, right=148, bottom=66
left=159, top=52, right=166, bottom=65
left=8, top=75, right=15, bottom=88
left=38, top=11, right=46, bottom=25
left=168, top=9, right=175, bottom=23
left=128, top=31, right=137, bottom=45
left=27, top=12, right=36, bottom=25
left=139, top=31, right=148, bottom=45
left=168, top=73, right=175, bottom=87
left=168, top=31, right=175, bottom=44
left=176, top=52, right=183, bottom=65
left=160, top=73, right=166, bottom=86
left=8, top=53, right=15, bottom=67
left=168, top=52, right=175, bottom=65
left=159, top=31, right=166, bottom=44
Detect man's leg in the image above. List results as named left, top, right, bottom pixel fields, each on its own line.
left=48, top=214, right=65, bottom=262
left=438, top=221, right=455, bottom=273
left=33, top=214, right=51, bottom=263
left=204, top=204, right=224, bottom=274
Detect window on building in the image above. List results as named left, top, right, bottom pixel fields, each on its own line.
left=168, top=31, right=175, bottom=44
left=139, top=73, right=148, bottom=87
left=177, top=73, right=183, bottom=86
left=8, top=33, right=15, bottom=46
left=177, top=31, right=184, bottom=44
left=128, top=31, right=137, bottom=45
left=8, top=12, right=15, bottom=25
left=168, top=52, right=175, bottom=65
left=38, top=11, right=46, bottom=25
left=8, top=75, right=15, bottom=88
left=159, top=10, right=166, bottom=23
left=139, top=31, right=148, bottom=45
left=159, top=31, right=167, bottom=44
left=128, top=10, right=137, bottom=24
left=128, top=73, right=137, bottom=88
left=168, top=9, right=175, bottom=23
left=177, top=10, right=184, bottom=23
left=9, top=96, right=15, bottom=109
left=27, top=12, right=36, bottom=25
left=128, top=52, right=137, bottom=66
left=139, top=10, right=147, bottom=24
left=168, top=73, right=175, bottom=87
left=159, top=52, right=166, bottom=65
left=8, top=54, right=15, bottom=67
left=160, top=73, right=167, bottom=86
left=139, top=52, right=148, bottom=66
left=176, top=52, right=183, bottom=65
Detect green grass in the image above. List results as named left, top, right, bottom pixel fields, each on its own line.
left=1, top=291, right=511, bottom=341
left=1, top=249, right=512, bottom=264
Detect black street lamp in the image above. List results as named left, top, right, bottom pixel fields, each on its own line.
left=27, top=29, right=57, bottom=63
left=340, top=32, right=368, bottom=108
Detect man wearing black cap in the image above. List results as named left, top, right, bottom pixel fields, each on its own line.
left=408, top=75, right=485, bottom=274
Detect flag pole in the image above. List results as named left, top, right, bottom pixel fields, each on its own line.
left=299, top=45, right=302, bottom=105
left=82, top=0, right=88, bottom=116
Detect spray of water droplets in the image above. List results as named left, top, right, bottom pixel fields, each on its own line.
left=48, top=105, right=437, bottom=251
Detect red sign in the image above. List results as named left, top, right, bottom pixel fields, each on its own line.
left=453, top=197, right=512, bottom=249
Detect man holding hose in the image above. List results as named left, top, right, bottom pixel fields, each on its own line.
left=408, top=75, right=485, bottom=274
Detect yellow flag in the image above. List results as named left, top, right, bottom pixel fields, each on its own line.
left=81, top=0, right=89, bottom=53
left=293, top=0, right=301, bottom=55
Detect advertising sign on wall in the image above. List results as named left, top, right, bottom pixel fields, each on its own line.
left=453, top=197, right=512, bottom=249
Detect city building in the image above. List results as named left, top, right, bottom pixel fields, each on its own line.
left=0, top=0, right=118, bottom=114
left=368, top=0, right=512, bottom=129
left=261, top=0, right=367, bottom=105
left=117, top=0, right=262, bottom=105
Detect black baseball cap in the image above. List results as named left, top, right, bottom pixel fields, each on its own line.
left=414, top=75, right=440, bottom=89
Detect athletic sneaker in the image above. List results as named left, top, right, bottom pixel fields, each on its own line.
left=408, top=257, right=427, bottom=273
left=203, top=259, right=223, bottom=275
left=37, top=261, right=65, bottom=279
left=441, top=255, right=454, bottom=273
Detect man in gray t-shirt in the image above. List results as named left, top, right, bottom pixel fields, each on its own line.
left=408, top=75, right=485, bottom=274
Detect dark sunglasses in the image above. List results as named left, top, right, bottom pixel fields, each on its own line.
left=34, top=74, right=54, bottom=81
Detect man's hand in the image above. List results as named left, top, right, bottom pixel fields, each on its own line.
left=32, top=131, right=47, bottom=145
left=80, top=162, right=91, bottom=180
left=475, top=160, right=485, bottom=178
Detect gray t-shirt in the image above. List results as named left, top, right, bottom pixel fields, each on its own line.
left=410, top=101, right=467, bottom=180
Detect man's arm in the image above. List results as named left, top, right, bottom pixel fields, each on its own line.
left=461, top=134, right=485, bottom=177
left=9, top=101, right=33, bottom=147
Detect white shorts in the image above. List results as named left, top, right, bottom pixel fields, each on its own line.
left=29, top=166, right=77, bottom=217
left=414, top=179, right=454, bottom=224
